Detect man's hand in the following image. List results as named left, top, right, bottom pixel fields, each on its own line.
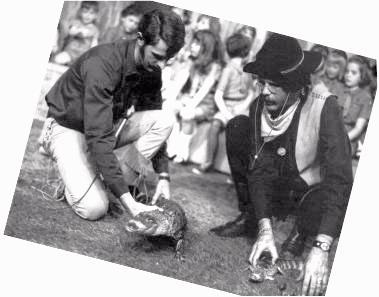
left=120, top=192, right=162, bottom=217
left=249, top=229, right=278, bottom=266
left=302, top=247, right=329, bottom=296
left=151, top=179, right=170, bottom=205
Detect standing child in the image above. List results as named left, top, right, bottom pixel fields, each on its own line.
left=319, top=49, right=347, bottom=100
left=171, top=30, right=224, bottom=164
left=192, top=33, right=255, bottom=174
left=341, top=55, right=373, bottom=155
left=54, top=1, right=100, bottom=65
left=100, top=4, right=142, bottom=44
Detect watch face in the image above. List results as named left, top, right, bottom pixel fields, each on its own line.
left=320, top=242, right=330, bottom=251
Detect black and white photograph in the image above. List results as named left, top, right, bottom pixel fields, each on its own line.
left=1, top=1, right=378, bottom=296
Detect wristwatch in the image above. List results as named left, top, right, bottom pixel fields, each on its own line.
left=312, top=240, right=331, bottom=252
left=158, top=174, right=171, bottom=182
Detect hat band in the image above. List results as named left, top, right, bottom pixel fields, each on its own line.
left=280, top=51, right=304, bottom=74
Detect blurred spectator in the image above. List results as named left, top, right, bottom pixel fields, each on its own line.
left=370, top=63, right=377, bottom=100
left=174, top=13, right=223, bottom=66
left=194, top=14, right=224, bottom=59
left=319, top=49, right=347, bottom=101
left=192, top=33, right=255, bottom=174
left=170, top=30, right=224, bottom=164
left=340, top=55, right=373, bottom=156
left=310, top=44, right=329, bottom=85
left=237, top=25, right=256, bottom=42
left=53, top=1, right=100, bottom=65
left=235, top=25, right=257, bottom=62
left=195, top=14, right=222, bottom=37
left=356, top=55, right=377, bottom=100
left=171, top=7, right=193, bottom=47
left=100, top=4, right=142, bottom=44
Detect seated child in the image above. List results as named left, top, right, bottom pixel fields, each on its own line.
left=192, top=33, right=255, bottom=174
left=100, top=4, right=142, bottom=44
left=54, top=1, right=100, bottom=65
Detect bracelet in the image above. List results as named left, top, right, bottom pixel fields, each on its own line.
left=158, top=175, right=171, bottom=182
left=258, top=227, right=273, bottom=237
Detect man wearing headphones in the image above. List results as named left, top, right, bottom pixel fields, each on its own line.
left=41, top=9, right=185, bottom=220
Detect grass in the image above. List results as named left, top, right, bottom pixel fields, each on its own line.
left=4, top=119, right=339, bottom=296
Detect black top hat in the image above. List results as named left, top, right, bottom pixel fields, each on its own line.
left=243, top=33, right=322, bottom=90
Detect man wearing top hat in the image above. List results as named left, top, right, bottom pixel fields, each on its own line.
left=210, top=33, right=353, bottom=295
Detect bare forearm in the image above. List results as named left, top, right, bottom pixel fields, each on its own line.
left=215, top=91, right=233, bottom=118
left=348, top=118, right=367, bottom=141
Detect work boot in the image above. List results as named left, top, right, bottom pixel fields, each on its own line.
left=210, top=212, right=256, bottom=237
left=280, top=225, right=306, bottom=259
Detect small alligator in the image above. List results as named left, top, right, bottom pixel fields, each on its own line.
left=248, top=257, right=305, bottom=283
left=125, top=197, right=187, bottom=261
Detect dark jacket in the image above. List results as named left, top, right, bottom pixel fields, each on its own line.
left=46, top=39, right=168, bottom=198
left=247, top=91, right=353, bottom=238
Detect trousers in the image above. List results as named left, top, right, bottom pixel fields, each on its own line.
left=41, top=110, right=174, bottom=220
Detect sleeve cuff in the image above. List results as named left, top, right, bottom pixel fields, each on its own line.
left=108, top=179, right=130, bottom=198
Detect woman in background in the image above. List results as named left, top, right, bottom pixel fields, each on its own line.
left=167, top=30, right=224, bottom=164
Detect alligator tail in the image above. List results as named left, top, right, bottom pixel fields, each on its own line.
left=276, top=259, right=305, bottom=281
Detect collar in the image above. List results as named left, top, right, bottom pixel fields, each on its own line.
left=123, top=38, right=138, bottom=78
left=345, top=86, right=361, bottom=96
left=322, top=75, right=339, bottom=86
left=261, top=98, right=301, bottom=142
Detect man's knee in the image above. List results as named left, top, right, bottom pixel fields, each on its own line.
left=226, top=115, right=251, bottom=154
left=226, top=115, right=249, bottom=132
left=153, top=110, right=175, bottom=138
left=71, top=193, right=109, bottom=221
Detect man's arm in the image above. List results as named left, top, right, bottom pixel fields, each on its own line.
left=317, top=96, right=354, bottom=239
left=151, top=142, right=169, bottom=174
left=246, top=101, right=280, bottom=264
left=81, top=56, right=130, bottom=198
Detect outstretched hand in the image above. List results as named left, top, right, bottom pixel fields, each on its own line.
left=151, top=179, right=170, bottom=205
left=302, top=248, right=329, bottom=295
left=249, top=229, right=278, bottom=267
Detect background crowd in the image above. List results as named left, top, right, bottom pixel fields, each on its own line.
left=45, top=1, right=377, bottom=175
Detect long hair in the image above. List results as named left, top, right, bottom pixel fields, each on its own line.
left=326, top=49, right=348, bottom=80
left=191, top=30, right=223, bottom=75
left=347, top=55, right=372, bottom=88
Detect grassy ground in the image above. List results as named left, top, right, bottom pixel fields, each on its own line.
left=4, top=119, right=339, bottom=296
